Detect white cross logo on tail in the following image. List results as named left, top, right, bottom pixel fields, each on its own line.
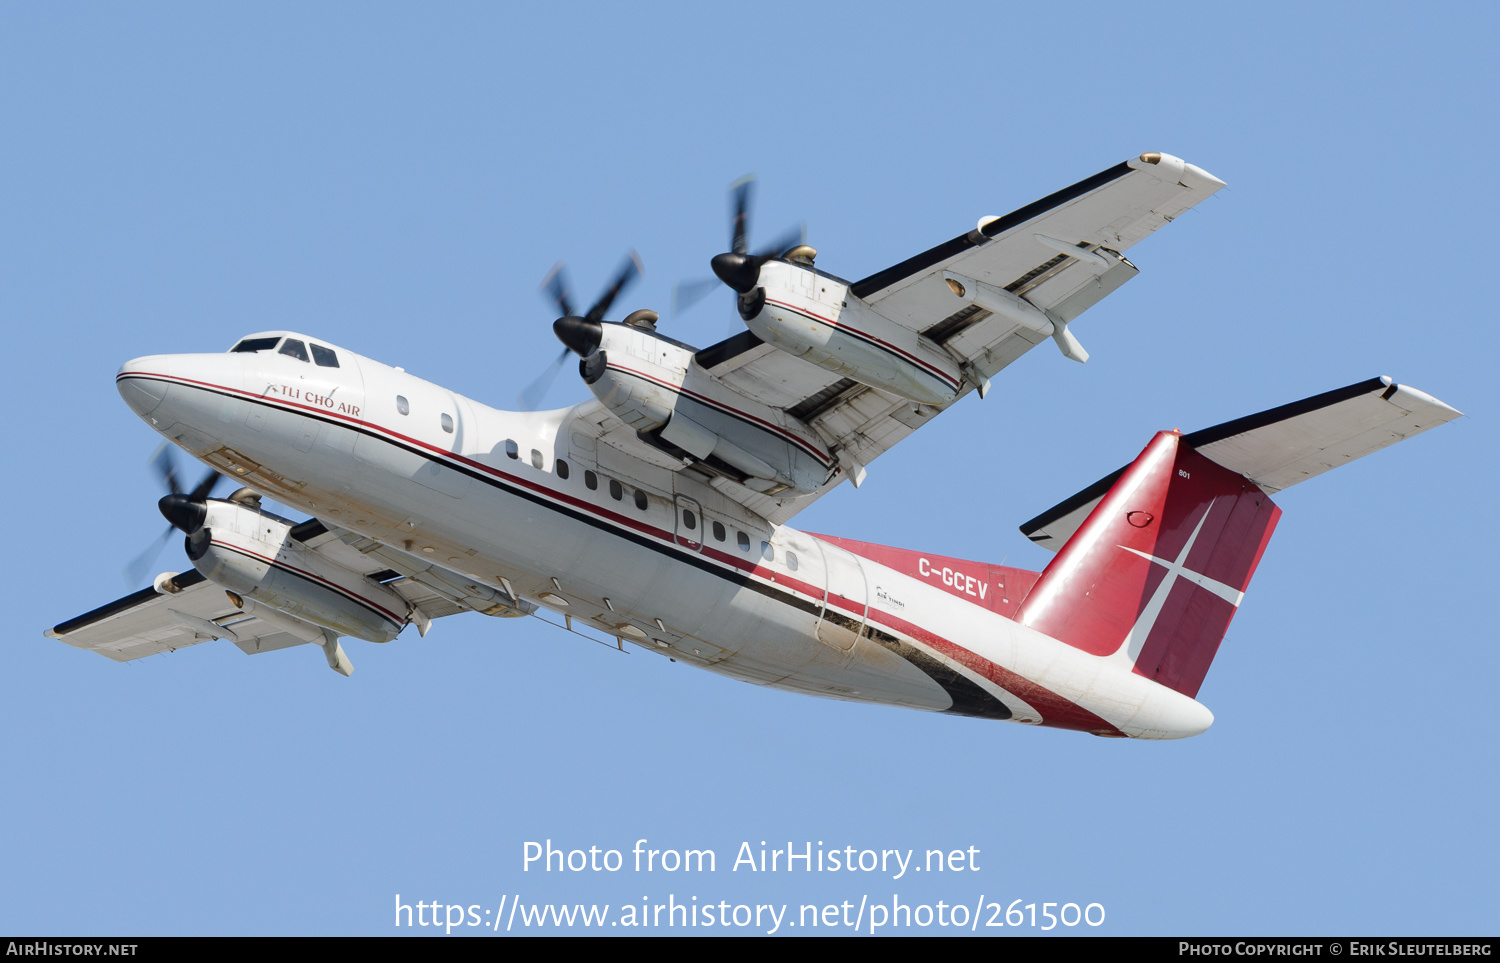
left=1105, top=498, right=1246, bottom=670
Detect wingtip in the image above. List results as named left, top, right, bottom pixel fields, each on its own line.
left=1128, top=152, right=1226, bottom=192
left=1388, top=382, right=1464, bottom=420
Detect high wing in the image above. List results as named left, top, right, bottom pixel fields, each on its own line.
left=689, top=152, right=1226, bottom=523
left=46, top=517, right=526, bottom=666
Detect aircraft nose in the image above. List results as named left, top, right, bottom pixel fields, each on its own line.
left=116, top=356, right=174, bottom=418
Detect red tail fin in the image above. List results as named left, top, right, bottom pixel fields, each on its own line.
left=1015, top=431, right=1281, bottom=697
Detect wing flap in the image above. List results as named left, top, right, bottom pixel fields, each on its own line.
left=324, top=524, right=531, bottom=619
left=230, top=628, right=317, bottom=656
left=292, top=517, right=492, bottom=619
left=706, top=339, right=847, bottom=411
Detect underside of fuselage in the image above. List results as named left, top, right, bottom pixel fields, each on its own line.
left=106, top=337, right=1218, bottom=739
left=112, top=347, right=1003, bottom=715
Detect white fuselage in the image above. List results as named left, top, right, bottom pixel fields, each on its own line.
left=116, top=333, right=1213, bottom=739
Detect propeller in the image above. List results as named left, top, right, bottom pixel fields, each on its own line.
left=517, top=251, right=643, bottom=409
left=122, top=443, right=227, bottom=586
left=671, top=174, right=806, bottom=324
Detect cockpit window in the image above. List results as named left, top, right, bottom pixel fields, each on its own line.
left=311, top=343, right=339, bottom=367
left=231, top=337, right=281, bottom=354
left=279, top=339, right=309, bottom=362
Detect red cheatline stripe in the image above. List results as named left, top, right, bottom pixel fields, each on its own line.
left=123, top=370, right=1106, bottom=728
left=119, top=370, right=751, bottom=558
left=763, top=299, right=961, bottom=392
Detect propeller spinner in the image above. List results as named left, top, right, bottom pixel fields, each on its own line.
left=122, top=443, right=227, bottom=586
left=517, top=251, right=644, bottom=409
left=672, top=174, right=806, bottom=318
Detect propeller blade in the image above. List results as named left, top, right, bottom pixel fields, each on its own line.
left=148, top=442, right=183, bottom=495
left=671, top=277, right=722, bottom=318
left=730, top=174, right=755, bottom=255
left=584, top=250, right=643, bottom=323
left=188, top=468, right=224, bottom=501
left=517, top=347, right=570, bottom=410
left=702, top=177, right=808, bottom=297
left=128, top=445, right=223, bottom=586
left=753, top=223, right=807, bottom=259
left=540, top=262, right=575, bottom=319
left=151, top=443, right=223, bottom=501
left=123, top=524, right=176, bottom=588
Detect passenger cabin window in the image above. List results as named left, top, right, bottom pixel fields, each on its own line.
left=712, top=521, right=726, bottom=542
left=634, top=489, right=648, bottom=511
left=682, top=509, right=696, bottom=530
left=231, top=337, right=280, bottom=353
left=530, top=449, right=543, bottom=469
left=556, top=459, right=570, bottom=480
left=761, top=541, right=774, bottom=561
left=786, top=552, right=798, bottom=571
left=441, top=413, right=454, bottom=433
left=584, top=470, right=598, bottom=490
left=609, top=479, right=623, bottom=501
left=505, top=439, right=519, bottom=459
left=279, top=339, right=309, bottom=362
left=311, top=343, right=339, bottom=367
left=396, top=395, right=409, bottom=415
left=737, top=531, right=750, bottom=552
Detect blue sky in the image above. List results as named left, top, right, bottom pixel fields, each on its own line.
left=2, top=3, right=1494, bottom=936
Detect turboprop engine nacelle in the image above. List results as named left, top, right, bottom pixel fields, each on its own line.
left=739, top=260, right=964, bottom=406
left=185, top=500, right=410, bottom=643
left=579, top=321, right=835, bottom=495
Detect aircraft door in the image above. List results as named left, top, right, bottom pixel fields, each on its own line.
left=814, top=539, right=867, bottom=652
left=673, top=494, right=703, bottom=551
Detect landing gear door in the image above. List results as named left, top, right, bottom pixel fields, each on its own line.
left=815, top=540, right=867, bottom=652
left=673, top=494, right=703, bottom=551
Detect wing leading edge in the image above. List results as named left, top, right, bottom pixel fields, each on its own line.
left=45, top=569, right=312, bottom=662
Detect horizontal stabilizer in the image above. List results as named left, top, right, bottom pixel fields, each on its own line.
left=1021, top=377, right=1461, bottom=552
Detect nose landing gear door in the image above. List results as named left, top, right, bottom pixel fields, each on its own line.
left=814, top=539, right=867, bottom=652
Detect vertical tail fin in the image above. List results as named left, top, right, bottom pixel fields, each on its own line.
left=1015, top=431, right=1281, bottom=697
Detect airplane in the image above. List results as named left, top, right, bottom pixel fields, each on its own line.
left=45, top=152, right=1462, bottom=739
